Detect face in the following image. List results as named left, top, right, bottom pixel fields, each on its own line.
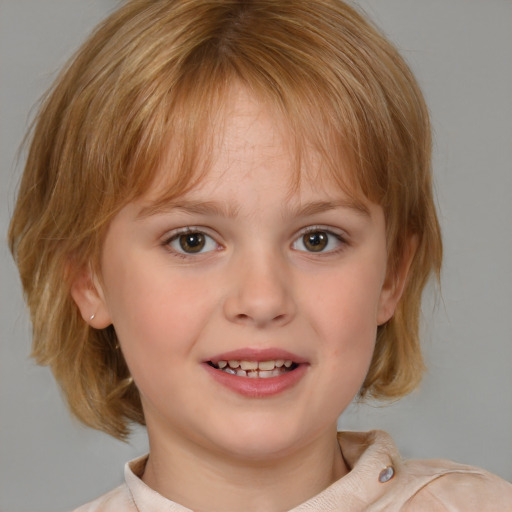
left=76, top=87, right=402, bottom=462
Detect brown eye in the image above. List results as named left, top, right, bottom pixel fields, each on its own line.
left=167, top=230, right=218, bottom=256
left=292, top=229, right=345, bottom=254
left=178, top=232, right=206, bottom=253
left=302, top=231, right=328, bottom=252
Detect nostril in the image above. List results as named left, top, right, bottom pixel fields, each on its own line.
left=224, top=288, right=295, bottom=327
left=234, top=313, right=287, bottom=324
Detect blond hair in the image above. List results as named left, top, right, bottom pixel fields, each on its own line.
left=9, top=0, right=442, bottom=439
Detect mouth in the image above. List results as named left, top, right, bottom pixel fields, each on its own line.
left=207, top=359, right=299, bottom=378
left=204, top=349, right=308, bottom=397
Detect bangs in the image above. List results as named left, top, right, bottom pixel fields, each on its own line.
left=123, top=59, right=380, bottom=220
left=75, top=0, right=424, bottom=245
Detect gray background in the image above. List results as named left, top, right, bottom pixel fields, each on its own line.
left=1, top=1, right=511, bottom=511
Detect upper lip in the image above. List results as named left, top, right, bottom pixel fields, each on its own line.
left=206, top=348, right=307, bottom=365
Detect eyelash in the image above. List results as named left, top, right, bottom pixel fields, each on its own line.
left=162, top=226, right=349, bottom=259
left=162, top=227, right=221, bottom=259
left=292, top=226, right=349, bottom=255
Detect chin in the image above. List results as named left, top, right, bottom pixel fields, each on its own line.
left=207, top=415, right=315, bottom=462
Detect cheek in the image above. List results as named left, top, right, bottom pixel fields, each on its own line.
left=318, top=275, right=381, bottom=407
left=102, top=257, right=217, bottom=368
left=303, top=260, right=384, bottom=377
left=308, top=265, right=384, bottom=337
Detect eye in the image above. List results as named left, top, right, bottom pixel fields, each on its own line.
left=292, top=229, right=345, bottom=253
left=166, top=230, right=218, bottom=255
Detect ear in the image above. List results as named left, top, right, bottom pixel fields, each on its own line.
left=377, top=235, right=418, bottom=326
left=70, top=266, right=112, bottom=329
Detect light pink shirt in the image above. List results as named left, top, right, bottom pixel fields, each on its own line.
left=74, top=430, right=512, bottom=511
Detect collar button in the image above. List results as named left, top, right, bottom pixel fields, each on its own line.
left=378, top=465, right=395, bottom=483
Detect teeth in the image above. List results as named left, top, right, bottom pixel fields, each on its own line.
left=240, top=361, right=258, bottom=370
left=213, top=359, right=297, bottom=377
left=257, top=368, right=287, bottom=378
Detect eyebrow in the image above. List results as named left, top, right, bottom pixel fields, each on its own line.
left=137, top=198, right=370, bottom=220
left=137, top=200, right=240, bottom=220
left=287, top=199, right=370, bottom=218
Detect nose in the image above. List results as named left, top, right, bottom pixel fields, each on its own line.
left=223, top=252, right=296, bottom=328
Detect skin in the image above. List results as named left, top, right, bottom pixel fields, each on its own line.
left=72, top=86, right=410, bottom=512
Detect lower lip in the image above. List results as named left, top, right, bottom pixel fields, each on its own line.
left=203, top=363, right=308, bottom=398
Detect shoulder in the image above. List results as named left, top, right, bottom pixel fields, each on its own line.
left=400, top=458, right=512, bottom=511
left=72, top=483, right=135, bottom=512
left=339, top=431, right=512, bottom=511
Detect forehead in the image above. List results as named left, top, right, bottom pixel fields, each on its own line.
left=142, top=84, right=370, bottom=213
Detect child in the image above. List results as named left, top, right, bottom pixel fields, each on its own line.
left=8, top=0, right=512, bottom=510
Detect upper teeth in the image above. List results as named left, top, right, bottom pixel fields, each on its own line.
left=219, top=359, right=292, bottom=370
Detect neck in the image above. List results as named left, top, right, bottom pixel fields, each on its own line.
left=142, top=425, right=348, bottom=512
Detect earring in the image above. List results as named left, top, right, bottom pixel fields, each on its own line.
left=89, top=313, right=95, bottom=321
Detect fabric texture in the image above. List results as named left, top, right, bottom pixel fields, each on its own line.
left=73, top=430, right=512, bottom=511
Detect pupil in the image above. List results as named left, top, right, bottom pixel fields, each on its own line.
left=179, top=233, right=205, bottom=253
left=304, top=232, right=327, bottom=252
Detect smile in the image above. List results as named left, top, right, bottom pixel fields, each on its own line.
left=204, top=349, right=307, bottom=397
left=208, top=359, right=297, bottom=378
